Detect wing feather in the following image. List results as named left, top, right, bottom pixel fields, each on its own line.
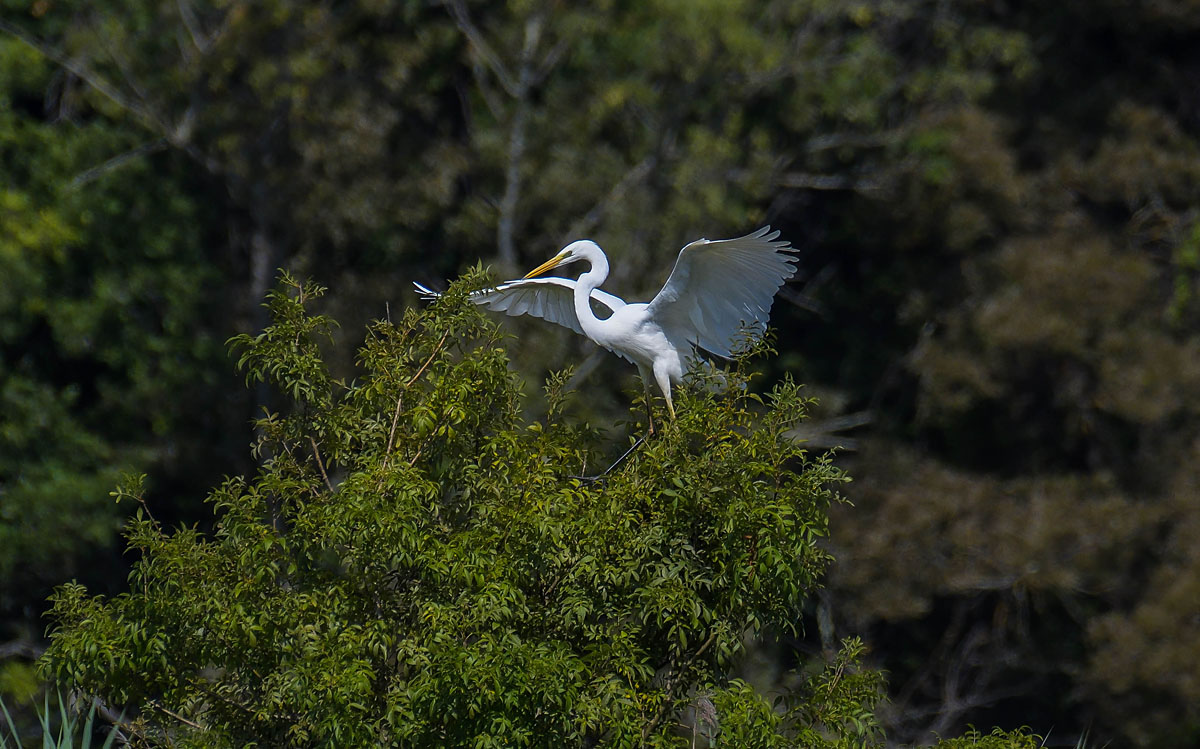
left=413, top=277, right=626, bottom=336
left=645, top=226, right=796, bottom=357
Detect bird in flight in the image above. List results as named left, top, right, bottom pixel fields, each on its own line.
left=415, top=226, right=797, bottom=435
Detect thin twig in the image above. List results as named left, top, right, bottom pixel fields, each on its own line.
left=198, top=686, right=294, bottom=722
left=468, top=58, right=504, bottom=120
left=563, top=349, right=605, bottom=391
left=97, top=20, right=156, bottom=116
left=536, top=37, right=569, bottom=83
left=176, top=0, right=209, bottom=52
left=495, top=14, right=544, bottom=267
left=442, top=0, right=517, bottom=96
left=405, top=330, right=450, bottom=388
left=155, top=702, right=204, bottom=730
left=407, top=444, right=425, bottom=467
left=382, top=393, right=404, bottom=468
left=805, top=132, right=894, bottom=153
left=70, top=138, right=168, bottom=189
left=376, top=319, right=426, bottom=448
left=381, top=330, right=448, bottom=475
left=310, top=436, right=334, bottom=491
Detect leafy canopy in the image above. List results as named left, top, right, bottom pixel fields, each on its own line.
left=42, top=270, right=881, bottom=747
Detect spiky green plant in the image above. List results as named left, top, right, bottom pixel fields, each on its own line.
left=0, top=692, right=119, bottom=749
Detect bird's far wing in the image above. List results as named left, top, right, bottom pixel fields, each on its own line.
left=412, top=277, right=626, bottom=335
left=645, top=226, right=797, bottom=357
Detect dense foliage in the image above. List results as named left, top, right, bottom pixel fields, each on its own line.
left=42, top=274, right=884, bottom=746
left=3, top=0, right=1198, bottom=744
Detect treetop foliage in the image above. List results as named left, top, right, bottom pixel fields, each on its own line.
left=41, top=272, right=887, bottom=747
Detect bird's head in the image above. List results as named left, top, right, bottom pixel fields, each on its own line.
left=523, top=241, right=598, bottom=279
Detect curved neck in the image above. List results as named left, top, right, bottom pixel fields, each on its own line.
left=573, top=245, right=609, bottom=338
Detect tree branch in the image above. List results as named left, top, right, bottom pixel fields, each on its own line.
left=442, top=0, right=518, bottom=96
left=495, top=14, right=544, bottom=268
left=310, top=436, right=334, bottom=491
left=154, top=701, right=204, bottom=730
left=0, top=17, right=219, bottom=176
left=176, top=0, right=210, bottom=52
left=405, top=330, right=450, bottom=389
left=380, top=330, right=449, bottom=477
left=0, top=18, right=160, bottom=130
left=70, top=138, right=168, bottom=189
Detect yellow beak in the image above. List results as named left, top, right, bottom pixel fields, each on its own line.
left=523, top=252, right=568, bottom=279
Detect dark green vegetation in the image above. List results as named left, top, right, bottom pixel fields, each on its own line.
left=2, top=0, right=1199, bottom=745
left=40, top=274, right=880, bottom=745
left=37, top=275, right=1041, bottom=746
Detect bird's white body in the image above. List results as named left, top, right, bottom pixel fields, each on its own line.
left=415, top=226, right=796, bottom=423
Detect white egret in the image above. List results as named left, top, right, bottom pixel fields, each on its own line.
left=415, top=226, right=796, bottom=434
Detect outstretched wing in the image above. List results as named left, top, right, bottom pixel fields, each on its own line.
left=645, top=226, right=796, bottom=357
left=413, top=277, right=626, bottom=336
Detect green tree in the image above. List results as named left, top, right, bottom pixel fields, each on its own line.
left=10, top=0, right=1199, bottom=743
left=804, top=5, right=1200, bottom=744
left=0, top=29, right=230, bottom=634
left=41, top=272, right=885, bottom=746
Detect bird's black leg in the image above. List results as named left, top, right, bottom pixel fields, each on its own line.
left=570, top=376, right=656, bottom=481
left=572, top=433, right=648, bottom=482
left=570, top=375, right=656, bottom=482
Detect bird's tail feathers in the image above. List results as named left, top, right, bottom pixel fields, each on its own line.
left=412, top=281, right=442, bottom=300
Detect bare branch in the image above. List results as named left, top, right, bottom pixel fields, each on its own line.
left=381, top=327, right=443, bottom=474
left=496, top=98, right=530, bottom=268
left=535, top=37, right=569, bottom=85
left=310, top=436, right=335, bottom=492
left=70, top=138, right=168, bottom=190
left=0, top=17, right=213, bottom=177
left=97, top=21, right=160, bottom=121
left=468, top=60, right=505, bottom=120
left=405, top=330, right=450, bottom=389
left=0, top=18, right=160, bottom=130
left=382, top=393, right=404, bottom=468
left=495, top=14, right=545, bottom=267
left=775, top=285, right=824, bottom=316
left=176, top=0, right=210, bottom=52
left=442, top=0, right=518, bottom=96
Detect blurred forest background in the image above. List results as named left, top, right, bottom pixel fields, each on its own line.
left=2, top=0, right=1199, bottom=745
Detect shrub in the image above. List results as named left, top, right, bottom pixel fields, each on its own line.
left=41, top=271, right=880, bottom=747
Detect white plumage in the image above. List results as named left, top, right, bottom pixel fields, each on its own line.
left=415, top=226, right=796, bottom=427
